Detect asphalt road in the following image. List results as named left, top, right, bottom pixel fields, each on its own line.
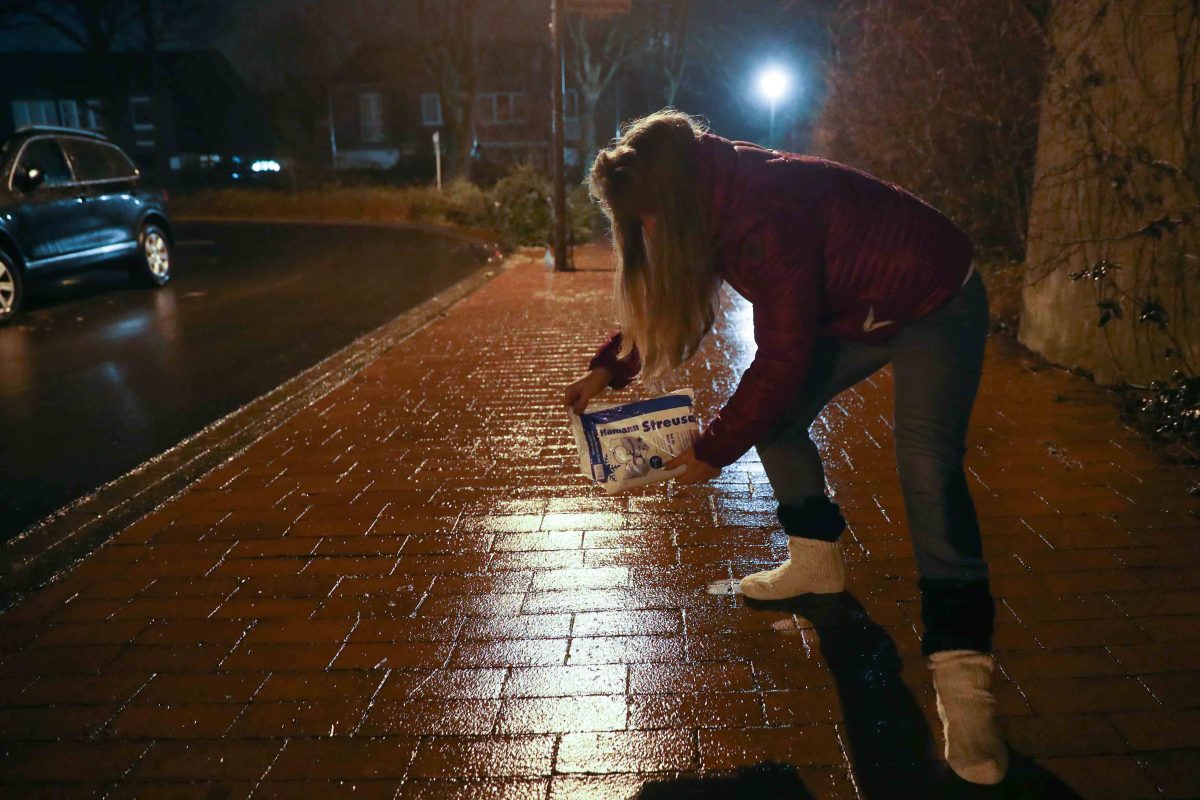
left=0, top=220, right=496, bottom=542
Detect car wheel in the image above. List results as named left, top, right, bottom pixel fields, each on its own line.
left=131, top=222, right=172, bottom=287
left=0, top=250, right=23, bottom=326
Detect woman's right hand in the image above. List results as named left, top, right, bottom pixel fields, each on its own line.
left=564, top=368, right=613, bottom=415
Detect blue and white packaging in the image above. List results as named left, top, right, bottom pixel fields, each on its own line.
left=570, top=389, right=699, bottom=494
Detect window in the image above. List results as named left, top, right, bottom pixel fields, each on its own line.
left=84, top=99, right=105, bottom=131
left=59, top=138, right=137, bottom=182
left=477, top=92, right=527, bottom=124
left=359, top=92, right=384, bottom=143
left=12, top=100, right=58, bottom=128
left=129, top=96, right=154, bottom=130
left=563, top=90, right=581, bottom=141
left=58, top=100, right=80, bottom=129
left=420, top=93, right=442, bottom=127
left=14, top=138, right=73, bottom=187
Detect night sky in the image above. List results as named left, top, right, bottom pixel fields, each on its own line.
left=0, top=0, right=832, bottom=149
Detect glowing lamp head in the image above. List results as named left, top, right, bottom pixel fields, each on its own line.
left=757, top=66, right=791, bottom=103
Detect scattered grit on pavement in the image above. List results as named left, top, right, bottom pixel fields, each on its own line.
left=0, top=244, right=1198, bottom=799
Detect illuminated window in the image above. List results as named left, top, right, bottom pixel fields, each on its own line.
left=129, top=96, right=154, bottom=130
left=563, top=90, right=581, bottom=141
left=84, top=99, right=105, bottom=131
left=421, top=93, right=442, bottom=126
left=478, top=92, right=527, bottom=124
left=360, top=92, right=384, bottom=143
left=12, top=100, right=58, bottom=127
left=58, top=100, right=80, bottom=129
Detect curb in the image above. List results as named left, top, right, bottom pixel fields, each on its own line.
left=0, top=242, right=520, bottom=611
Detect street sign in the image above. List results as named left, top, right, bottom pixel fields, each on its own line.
left=564, top=0, right=630, bottom=19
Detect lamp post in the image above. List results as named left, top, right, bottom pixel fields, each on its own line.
left=756, top=66, right=791, bottom=148
left=550, top=0, right=630, bottom=272
left=550, top=0, right=568, bottom=271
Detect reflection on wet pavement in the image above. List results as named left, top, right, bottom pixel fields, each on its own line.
left=0, top=245, right=1195, bottom=797
left=0, top=221, right=492, bottom=539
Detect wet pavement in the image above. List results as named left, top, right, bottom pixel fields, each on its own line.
left=0, top=221, right=494, bottom=541
left=0, top=244, right=1197, bottom=799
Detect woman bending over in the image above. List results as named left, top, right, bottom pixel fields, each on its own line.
left=564, top=110, right=1006, bottom=785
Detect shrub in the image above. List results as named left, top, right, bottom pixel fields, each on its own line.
left=407, top=179, right=492, bottom=227
left=1122, top=373, right=1200, bottom=454
left=172, top=164, right=602, bottom=247
left=491, top=163, right=554, bottom=246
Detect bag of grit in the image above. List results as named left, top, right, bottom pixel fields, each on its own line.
left=570, top=389, right=699, bottom=494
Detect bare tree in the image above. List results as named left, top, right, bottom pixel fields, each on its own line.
left=565, top=11, right=633, bottom=168
left=815, top=0, right=1047, bottom=260
left=637, top=0, right=691, bottom=107
left=131, top=0, right=207, bottom=52
left=412, top=0, right=484, bottom=180
left=7, top=0, right=125, bottom=52
left=8, top=0, right=131, bottom=143
left=8, top=0, right=207, bottom=160
left=565, top=1, right=695, bottom=164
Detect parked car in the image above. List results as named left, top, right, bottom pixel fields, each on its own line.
left=0, top=126, right=173, bottom=325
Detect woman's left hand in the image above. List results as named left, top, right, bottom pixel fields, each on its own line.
left=666, top=447, right=721, bottom=485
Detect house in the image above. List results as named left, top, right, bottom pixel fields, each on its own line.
left=327, top=39, right=582, bottom=179
left=0, top=50, right=281, bottom=188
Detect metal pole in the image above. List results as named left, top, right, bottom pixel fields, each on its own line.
left=768, top=98, right=776, bottom=148
left=327, top=85, right=338, bottom=169
left=550, top=0, right=570, bottom=271
left=433, top=130, right=442, bottom=191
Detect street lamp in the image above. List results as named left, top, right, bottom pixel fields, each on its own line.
left=756, top=65, right=792, bottom=148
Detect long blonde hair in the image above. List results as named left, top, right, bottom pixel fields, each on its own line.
left=587, top=110, right=720, bottom=380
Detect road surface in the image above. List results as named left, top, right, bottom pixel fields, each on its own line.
left=0, top=220, right=496, bottom=542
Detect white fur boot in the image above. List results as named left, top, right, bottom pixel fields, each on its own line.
left=738, top=536, right=845, bottom=600
left=929, top=649, right=1009, bottom=785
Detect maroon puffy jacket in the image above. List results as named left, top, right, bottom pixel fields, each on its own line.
left=590, top=132, right=974, bottom=468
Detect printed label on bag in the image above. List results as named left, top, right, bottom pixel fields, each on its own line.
left=569, top=390, right=699, bottom=495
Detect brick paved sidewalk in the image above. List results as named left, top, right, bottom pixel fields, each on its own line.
left=1, top=245, right=1198, bottom=799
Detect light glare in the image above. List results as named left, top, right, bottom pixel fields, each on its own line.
left=757, top=66, right=791, bottom=103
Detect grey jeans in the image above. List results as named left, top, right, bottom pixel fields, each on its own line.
left=756, top=271, right=990, bottom=583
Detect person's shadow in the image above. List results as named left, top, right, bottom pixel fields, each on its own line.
left=634, top=592, right=1084, bottom=800
left=635, top=761, right=815, bottom=799
left=744, top=592, right=1084, bottom=800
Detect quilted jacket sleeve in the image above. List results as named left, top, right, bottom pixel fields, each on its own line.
left=692, top=255, right=821, bottom=469
left=588, top=331, right=642, bottom=389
